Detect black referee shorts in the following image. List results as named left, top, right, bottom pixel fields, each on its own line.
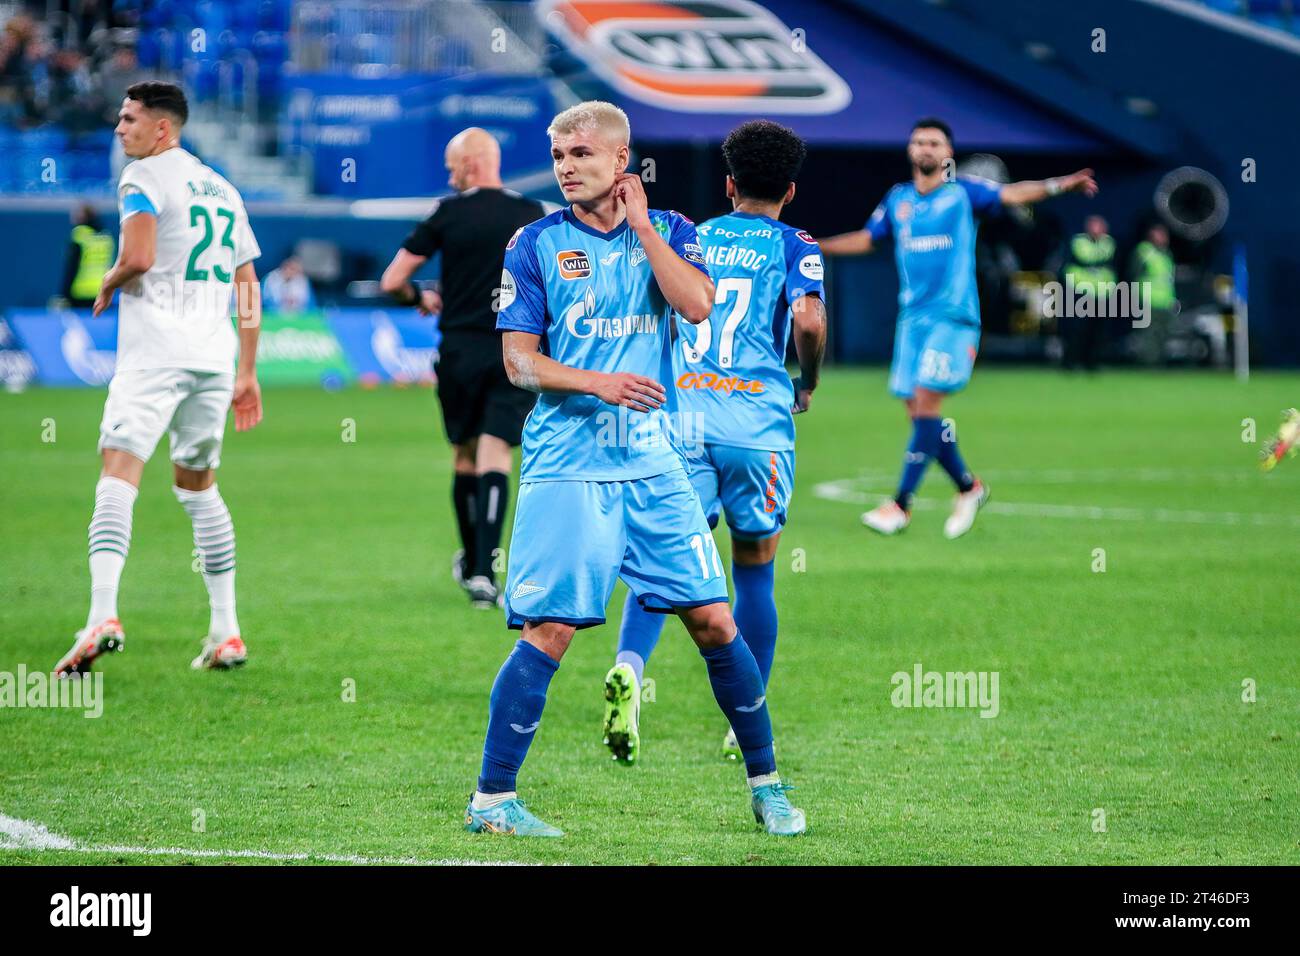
left=433, top=333, right=536, bottom=447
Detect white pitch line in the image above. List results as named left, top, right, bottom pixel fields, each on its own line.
left=813, top=477, right=1300, bottom=528
left=0, top=813, right=521, bottom=866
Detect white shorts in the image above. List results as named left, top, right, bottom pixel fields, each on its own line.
left=98, top=368, right=234, bottom=470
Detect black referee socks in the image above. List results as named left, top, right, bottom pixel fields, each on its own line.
left=473, top=471, right=510, bottom=581
left=453, top=473, right=477, bottom=573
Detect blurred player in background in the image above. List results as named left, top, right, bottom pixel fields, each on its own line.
left=381, top=128, right=545, bottom=610
left=55, top=81, right=263, bottom=676
left=465, top=101, right=806, bottom=838
left=604, top=120, right=827, bottom=764
left=820, top=118, right=1097, bottom=538
left=1260, top=408, right=1300, bottom=471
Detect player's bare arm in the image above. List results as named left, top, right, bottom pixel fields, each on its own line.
left=379, top=248, right=442, bottom=315
left=93, top=210, right=155, bottom=315
left=816, top=229, right=873, bottom=256
left=1000, top=168, right=1098, bottom=206
left=614, top=173, right=714, bottom=323
left=791, top=293, right=827, bottom=414
left=502, top=330, right=666, bottom=413
left=232, top=260, right=263, bottom=432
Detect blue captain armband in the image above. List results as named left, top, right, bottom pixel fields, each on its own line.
left=120, top=191, right=157, bottom=218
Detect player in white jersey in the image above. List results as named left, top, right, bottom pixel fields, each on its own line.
left=54, top=82, right=264, bottom=676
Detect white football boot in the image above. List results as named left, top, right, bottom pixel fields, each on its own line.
left=943, top=479, right=989, bottom=540
left=861, top=501, right=911, bottom=535
left=192, top=635, right=248, bottom=670
left=54, top=618, right=125, bottom=677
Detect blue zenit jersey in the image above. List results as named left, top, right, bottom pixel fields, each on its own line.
left=496, top=206, right=708, bottom=482
left=866, top=177, right=1002, bottom=327
left=674, top=212, right=825, bottom=451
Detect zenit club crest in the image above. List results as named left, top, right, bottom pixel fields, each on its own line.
left=539, top=0, right=851, bottom=114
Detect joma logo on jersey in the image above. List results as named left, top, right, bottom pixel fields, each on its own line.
left=557, top=250, right=591, bottom=279
left=539, top=0, right=851, bottom=114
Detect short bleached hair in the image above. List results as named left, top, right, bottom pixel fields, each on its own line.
left=547, top=100, right=630, bottom=147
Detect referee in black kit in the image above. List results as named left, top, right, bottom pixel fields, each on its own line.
left=381, top=128, right=545, bottom=609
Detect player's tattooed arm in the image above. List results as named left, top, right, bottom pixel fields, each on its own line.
left=816, top=230, right=873, bottom=256
left=1001, top=168, right=1098, bottom=206
left=232, top=261, right=263, bottom=432
left=502, top=331, right=666, bottom=412
left=614, top=174, right=714, bottom=323
left=94, top=204, right=156, bottom=315
left=791, top=294, right=827, bottom=414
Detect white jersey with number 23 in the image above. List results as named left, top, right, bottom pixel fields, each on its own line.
left=115, top=147, right=261, bottom=374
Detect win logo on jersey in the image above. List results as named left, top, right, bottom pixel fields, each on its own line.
left=539, top=0, right=851, bottom=115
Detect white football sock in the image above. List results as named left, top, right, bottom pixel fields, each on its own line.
left=173, top=484, right=240, bottom=637
left=747, top=772, right=780, bottom=789
left=86, top=476, right=137, bottom=628
left=472, top=790, right=517, bottom=811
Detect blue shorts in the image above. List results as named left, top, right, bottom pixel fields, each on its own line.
left=889, top=316, right=981, bottom=398
left=686, top=444, right=795, bottom=541
left=503, top=469, right=729, bottom=629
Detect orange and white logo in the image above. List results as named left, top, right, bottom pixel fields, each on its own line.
left=557, top=249, right=592, bottom=279
left=538, top=0, right=851, bottom=114
left=677, top=372, right=765, bottom=394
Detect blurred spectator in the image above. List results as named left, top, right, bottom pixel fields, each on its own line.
left=0, top=13, right=38, bottom=126
left=1128, top=223, right=1177, bottom=364
left=97, top=41, right=145, bottom=123
left=62, top=203, right=114, bottom=307
left=263, top=256, right=316, bottom=314
left=1062, top=215, right=1116, bottom=371
left=48, top=48, right=103, bottom=132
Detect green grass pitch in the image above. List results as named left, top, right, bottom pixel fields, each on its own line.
left=1, top=368, right=1297, bottom=865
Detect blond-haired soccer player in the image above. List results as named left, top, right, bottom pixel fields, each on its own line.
left=464, top=102, right=806, bottom=837
left=55, top=82, right=263, bottom=676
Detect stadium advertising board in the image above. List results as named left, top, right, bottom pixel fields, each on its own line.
left=326, top=310, right=440, bottom=387
left=283, top=72, right=555, bottom=198
left=5, top=309, right=437, bottom=388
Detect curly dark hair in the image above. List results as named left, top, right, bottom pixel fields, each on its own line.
left=721, top=120, right=807, bottom=203
left=125, top=81, right=189, bottom=127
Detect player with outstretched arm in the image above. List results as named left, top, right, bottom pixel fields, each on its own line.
left=820, top=117, right=1096, bottom=538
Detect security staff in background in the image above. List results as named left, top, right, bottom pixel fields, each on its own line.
left=63, top=203, right=115, bottom=308
left=380, top=127, right=545, bottom=610
left=1062, top=214, right=1116, bottom=371
left=1129, top=222, right=1177, bottom=365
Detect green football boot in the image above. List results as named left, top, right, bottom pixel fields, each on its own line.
left=602, top=662, right=641, bottom=764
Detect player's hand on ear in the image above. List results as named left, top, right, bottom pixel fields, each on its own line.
left=614, top=173, right=651, bottom=231
left=232, top=373, right=263, bottom=431
left=592, top=371, right=665, bottom=413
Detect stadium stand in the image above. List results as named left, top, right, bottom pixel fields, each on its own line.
left=1, top=0, right=1298, bottom=366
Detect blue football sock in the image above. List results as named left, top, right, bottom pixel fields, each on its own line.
left=700, top=636, right=776, bottom=777
left=935, top=420, right=975, bottom=492
left=477, top=639, right=559, bottom=794
left=895, top=416, right=943, bottom=510
left=732, top=559, right=778, bottom=688
left=616, top=591, right=665, bottom=685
